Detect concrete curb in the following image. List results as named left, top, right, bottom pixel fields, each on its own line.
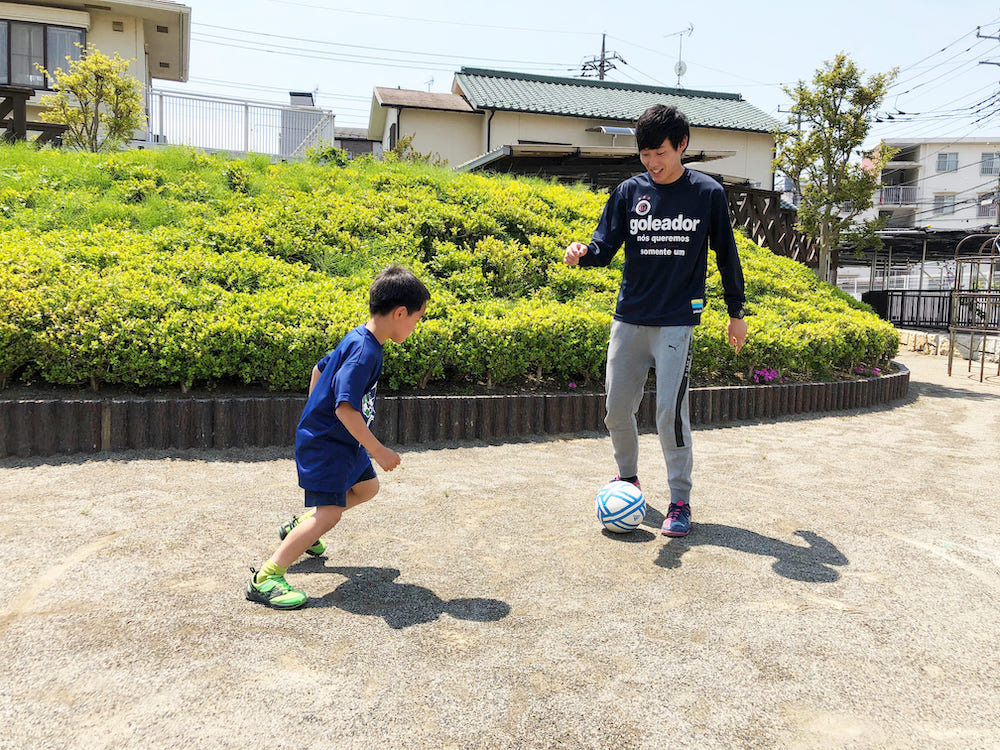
left=0, top=364, right=910, bottom=458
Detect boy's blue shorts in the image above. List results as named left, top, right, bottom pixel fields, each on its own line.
left=304, top=463, right=377, bottom=508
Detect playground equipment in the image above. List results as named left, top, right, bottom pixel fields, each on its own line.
left=948, top=234, right=1000, bottom=382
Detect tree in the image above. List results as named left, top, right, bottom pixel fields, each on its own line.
left=37, top=45, right=145, bottom=153
left=773, top=53, right=897, bottom=284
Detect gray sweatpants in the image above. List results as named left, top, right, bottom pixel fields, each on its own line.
left=605, top=321, right=693, bottom=504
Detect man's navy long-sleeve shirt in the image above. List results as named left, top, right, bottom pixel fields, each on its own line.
left=579, top=168, right=746, bottom=326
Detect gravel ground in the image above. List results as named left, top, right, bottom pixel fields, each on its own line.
left=1, top=351, right=998, bottom=750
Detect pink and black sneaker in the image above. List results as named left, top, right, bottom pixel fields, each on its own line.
left=613, top=475, right=641, bottom=491
left=661, top=500, right=691, bottom=537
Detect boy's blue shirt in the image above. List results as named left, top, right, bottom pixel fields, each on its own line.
left=296, top=324, right=383, bottom=492
left=579, top=168, right=745, bottom=325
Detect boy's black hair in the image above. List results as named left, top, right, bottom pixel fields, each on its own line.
left=369, top=265, right=431, bottom=316
left=635, top=105, right=690, bottom=152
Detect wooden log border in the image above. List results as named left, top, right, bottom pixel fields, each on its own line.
left=0, top=363, right=909, bottom=458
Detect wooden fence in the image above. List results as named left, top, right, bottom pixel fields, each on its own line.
left=725, top=185, right=817, bottom=265
left=0, top=365, right=910, bottom=458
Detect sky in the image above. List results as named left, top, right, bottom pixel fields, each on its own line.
left=154, top=0, right=1000, bottom=146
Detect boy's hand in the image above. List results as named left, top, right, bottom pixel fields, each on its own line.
left=372, top=445, right=401, bottom=472
left=564, top=242, right=589, bottom=266
left=727, top=317, right=748, bottom=353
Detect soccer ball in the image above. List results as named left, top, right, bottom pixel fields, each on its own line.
left=595, top=480, right=645, bottom=533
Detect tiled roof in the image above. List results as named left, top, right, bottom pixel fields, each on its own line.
left=453, top=68, right=779, bottom=134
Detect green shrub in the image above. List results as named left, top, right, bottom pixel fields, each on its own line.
left=0, top=142, right=898, bottom=393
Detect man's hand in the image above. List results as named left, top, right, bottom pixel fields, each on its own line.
left=728, top=317, right=748, bottom=353
left=564, top=242, right=589, bottom=266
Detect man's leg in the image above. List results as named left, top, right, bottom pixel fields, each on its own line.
left=604, top=320, right=654, bottom=480
left=652, top=326, right=694, bottom=521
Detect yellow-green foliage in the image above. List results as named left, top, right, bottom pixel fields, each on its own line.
left=0, top=143, right=897, bottom=391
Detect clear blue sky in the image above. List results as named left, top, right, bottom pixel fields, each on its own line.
left=156, top=0, right=1000, bottom=144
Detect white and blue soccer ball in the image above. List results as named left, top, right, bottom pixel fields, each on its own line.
left=595, top=480, right=645, bottom=533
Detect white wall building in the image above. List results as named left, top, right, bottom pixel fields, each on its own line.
left=872, top=137, right=1000, bottom=231
left=1, top=0, right=190, bottom=114
left=369, top=68, right=779, bottom=189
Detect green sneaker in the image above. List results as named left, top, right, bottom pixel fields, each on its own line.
left=245, top=568, right=307, bottom=610
left=278, top=514, right=325, bottom=557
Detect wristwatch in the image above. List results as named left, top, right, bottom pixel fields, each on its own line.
left=730, top=307, right=747, bottom=319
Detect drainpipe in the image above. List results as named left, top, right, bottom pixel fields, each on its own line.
left=487, top=109, right=496, bottom=152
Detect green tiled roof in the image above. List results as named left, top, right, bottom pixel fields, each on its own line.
left=454, top=68, right=779, bottom=134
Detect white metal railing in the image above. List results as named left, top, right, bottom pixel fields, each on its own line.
left=879, top=185, right=918, bottom=205
left=143, top=88, right=336, bottom=158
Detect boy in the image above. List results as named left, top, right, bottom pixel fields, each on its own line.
left=247, top=265, right=430, bottom=609
left=564, top=104, right=748, bottom=538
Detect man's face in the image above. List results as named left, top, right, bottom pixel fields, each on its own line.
left=639, top=135, right=687, bottom=184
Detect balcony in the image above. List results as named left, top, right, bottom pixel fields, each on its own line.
left=142, top=88, right=335, bottom=158
left=879, top=185, right=918, bottom=206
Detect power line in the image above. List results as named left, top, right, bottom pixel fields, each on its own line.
left=193, top=22, right=578, bottom=70
left=258, top=0, right=594, bottom=36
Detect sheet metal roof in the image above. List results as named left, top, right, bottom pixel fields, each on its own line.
left=453, top=68, right=780, bottom=134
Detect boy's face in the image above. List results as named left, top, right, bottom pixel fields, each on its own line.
left=388, top=302, right=426, bottom=344
left=639, top=135, right=688, bottom=184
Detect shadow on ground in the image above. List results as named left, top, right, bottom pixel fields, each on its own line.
left=606, top=510, right=849, bottom=583
left=290, top=561, right=512, bottom=629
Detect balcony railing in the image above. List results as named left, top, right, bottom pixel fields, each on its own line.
left=879, top=185, right=918, bottom=205
left=142, top=88, right=335, bottom=158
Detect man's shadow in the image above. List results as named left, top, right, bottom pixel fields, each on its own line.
left=603, top=505, right=848, bottom=582
left=290, top=561, right=511, bottom=629
left=656, top=521, right=848, bottom=582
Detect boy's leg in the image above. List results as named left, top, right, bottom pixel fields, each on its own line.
left=604, top=320, right=654, bottom=480
left=249, top=471, right=381, bottom=609
left=278, top=509, right=326, bottom=556
left=272, top=474, right=380, bottom=567
left=272, top=504, right=345, bottom=568
left=652, top=326, right=694, bottom=535
left=344, top=475, right=379, bottom=509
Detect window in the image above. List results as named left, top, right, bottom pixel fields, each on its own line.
left=933, top=194, right=956, bottom=215
left=936, top=152, right=958, bottom=173
left=46, top=25, right=84, bottom=76
left=10, top=21, right=43, bottom=88
left=977, top=192, right=995, bottom=218
left=0, top=21, right=84, bottom=88
left=981, top=152, right=1000, bottom=175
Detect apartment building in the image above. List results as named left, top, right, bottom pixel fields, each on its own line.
left=875, top=137, right=1000, bottom=230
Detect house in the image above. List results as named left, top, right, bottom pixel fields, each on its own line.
left=368, top=68, right=780, bottom=189
left=873, top=137, right=1000, bottom=231
left=1, top=0, right=190, bottom=123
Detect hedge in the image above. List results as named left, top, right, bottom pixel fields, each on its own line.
left=0, top=143, right=898, bottom=392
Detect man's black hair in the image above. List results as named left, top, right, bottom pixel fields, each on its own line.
left=636, top=105, right=690, bottom=152
left=369, top=265, right=431, bottom=316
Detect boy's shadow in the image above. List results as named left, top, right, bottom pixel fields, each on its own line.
left=291, top=561, right=511, bottom=629
left=654, top=520, right=849, bottom=582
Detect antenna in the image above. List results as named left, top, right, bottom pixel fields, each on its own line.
left=425, top=76, right=434, bottom=91
left=666, top=24, right=694, bottom=87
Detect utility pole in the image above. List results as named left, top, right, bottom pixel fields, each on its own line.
left=975, top=26, right=1000, bottom=227
left=580, top=33, right=624, bottom=80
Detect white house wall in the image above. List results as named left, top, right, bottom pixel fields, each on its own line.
left=483, top=112, right=773, bottom=187
left=86, top=12, right=149, bottom=88
left=687, top=128, right=774, bottom=189
left=384, top=108, right=483, bottom=166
